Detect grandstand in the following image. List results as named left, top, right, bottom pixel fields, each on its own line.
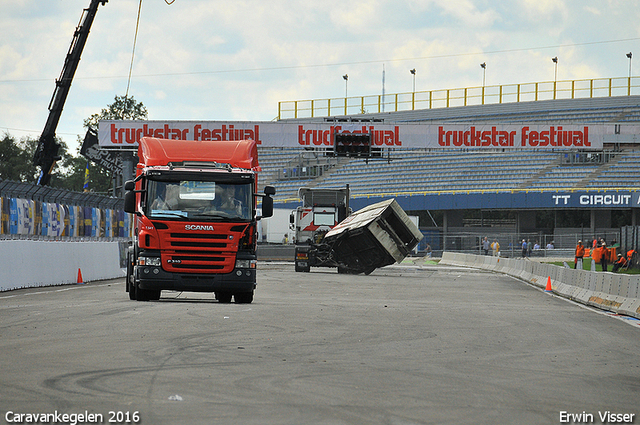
left=258, top=94, right=640, bottom=251
left=260, top=95, right=640, bottom=202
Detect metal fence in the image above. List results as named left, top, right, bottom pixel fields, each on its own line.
left=1, top=179, right=129, bottom=240
left=0, top=180, right=123, bottom=209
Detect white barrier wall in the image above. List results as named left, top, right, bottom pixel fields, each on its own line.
left=439, top=252, right=640, bottom=319
left=0, top=240, right=125, bottom=292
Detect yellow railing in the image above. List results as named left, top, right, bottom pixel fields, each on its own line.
left=277, top=76, right=639, bottom=120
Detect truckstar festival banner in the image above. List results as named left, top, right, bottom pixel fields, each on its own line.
left=98, top=120, right=631, bottom=150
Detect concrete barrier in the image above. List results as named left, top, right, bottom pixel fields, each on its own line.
left=0, top=240, right=126, bottom=292
left=439, top=252, right=640, bottom=319
left=257, top=244, right=295, bottom=261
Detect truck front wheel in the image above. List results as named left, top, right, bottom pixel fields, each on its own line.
left=216, top=292, right=233, bottom=303
left=234, top=292, right=254, bottom=304
left=135, top=285, right=161, bottom=301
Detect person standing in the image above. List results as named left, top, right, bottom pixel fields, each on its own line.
left=599, top=242, right=609, bottom=272
left=491, top=239, right=500, bottom=257
left=574, top=240, right=585, bottom=269
left=521, top=239, right=527, bottom=258
left=482, top=237, right=490, bottom=255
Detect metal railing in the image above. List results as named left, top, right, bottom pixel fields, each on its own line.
left=0, top=179, right=123, bottom=209
left=278, top=76, right=639, bottom=120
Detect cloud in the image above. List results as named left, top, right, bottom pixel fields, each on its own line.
left=2, top=0, right=640, bottom=153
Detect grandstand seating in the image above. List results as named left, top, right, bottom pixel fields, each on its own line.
left=260, top=148, right=640, bottom=201
left=260, top=95, right=640, bottom=202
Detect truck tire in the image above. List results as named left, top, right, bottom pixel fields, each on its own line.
left=135, top=285, right=161, bottom=301
left=216, top=292, right=232, bottom=303
left=234, top=292, right=254, bottom=304
left=129, top=281, right=137, bottom=300
left=126, top=250, right=136, bottom=300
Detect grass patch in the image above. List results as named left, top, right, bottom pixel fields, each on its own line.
left=546, top=260, right=640, bottom=274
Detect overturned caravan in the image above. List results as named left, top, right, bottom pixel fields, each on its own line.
left=322, top=199, right=423, bottom=275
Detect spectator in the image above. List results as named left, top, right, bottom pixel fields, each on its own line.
left=491, top=239, right=500, bottom=257
left=546, top=241, right=554, bottom=250
left=482, top=237, right=490, bottom=255
left=534, top=241, right=541, bottom=250
left=521, top=239, right=527, bottom=258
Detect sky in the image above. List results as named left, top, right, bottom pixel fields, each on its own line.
left=1, top=0, right=640, bottom=154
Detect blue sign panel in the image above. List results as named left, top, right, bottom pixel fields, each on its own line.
left=343, top=190, right=640, bottom=212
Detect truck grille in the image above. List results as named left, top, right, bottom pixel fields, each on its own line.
left=161, top=232, right=234, bottom=273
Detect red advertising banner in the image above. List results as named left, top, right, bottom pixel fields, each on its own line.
left=99, top=120, right=627, bottom=150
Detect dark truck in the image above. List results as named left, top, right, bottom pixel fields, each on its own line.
left=292, top=187, right=423, bottom=275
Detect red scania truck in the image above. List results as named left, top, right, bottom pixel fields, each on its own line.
left=123, top=136, right=274, bottom=303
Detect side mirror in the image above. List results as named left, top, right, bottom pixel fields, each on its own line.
left=124, top=190, right=136, bottom=214
left=264, top=185, right=276, bottom=196
left=124, top=180, right=135, bottom=191
left=261, top=195, right=273, bottom=219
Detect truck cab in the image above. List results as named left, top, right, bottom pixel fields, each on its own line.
left=124, top=137, right=274, bottom=303
left=290, top=186, right=350, bottom=272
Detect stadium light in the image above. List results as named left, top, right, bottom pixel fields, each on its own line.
left=552, top=57, right=558, bottom=99
left=627, top=52, right=633, bottom=78
left=480, top=63, right=487, bottom=105
left=410, top=68, right=416, bottom=93
left=343, top=74, right=348, bottom=98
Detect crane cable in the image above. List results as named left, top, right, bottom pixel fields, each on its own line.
left=124, top=0, right=143, bottom=106
left=125, top=0, right=175, bottom=105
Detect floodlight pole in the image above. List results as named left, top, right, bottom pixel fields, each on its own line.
left=552, top=57, right=558, bottom=99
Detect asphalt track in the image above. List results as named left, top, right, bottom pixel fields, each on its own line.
left=0, top=263, right=638, bottom=425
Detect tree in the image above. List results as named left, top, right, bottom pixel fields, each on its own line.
left=67, top=95, right=148, bottom=194
left=83, top=95, right=148, bottom=132
left=0, top=133, right=39, bottom=182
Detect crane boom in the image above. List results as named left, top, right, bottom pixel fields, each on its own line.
left=34, top=0, right=108, bottom=186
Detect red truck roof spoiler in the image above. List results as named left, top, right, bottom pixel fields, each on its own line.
left=138, top=137, right=261, bottom=171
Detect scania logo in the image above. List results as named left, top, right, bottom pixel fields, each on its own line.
left=185, top=225, right=215, bottom=231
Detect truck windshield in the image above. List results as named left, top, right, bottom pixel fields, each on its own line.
left=146, top=180, right=252, bottom=220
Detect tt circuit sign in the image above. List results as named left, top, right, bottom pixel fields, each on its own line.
left=552, top=192, right=640, bottom=208
left=369, top=190, right=640, bottom=213
left=97, top=120, right=633, bottom=150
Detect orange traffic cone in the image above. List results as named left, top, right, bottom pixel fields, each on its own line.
left=545, top=276, right=552, bottom=292
left=77, top=268, right=84, bottom=284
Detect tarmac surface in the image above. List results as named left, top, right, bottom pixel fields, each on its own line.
left=0, top=262, right=639, bottom=425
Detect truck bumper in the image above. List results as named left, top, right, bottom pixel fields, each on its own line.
left=135, top=266, right=256, bottom=293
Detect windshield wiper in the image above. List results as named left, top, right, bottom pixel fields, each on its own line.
left=192, top=212, right=250, bottom=221
left=150, top=211, right=188, bottom=219
left=192, top=212, right=234, bottom=220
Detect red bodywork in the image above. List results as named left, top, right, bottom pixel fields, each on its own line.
left=138, top=137, right=261, bottom=170
left=134, top=137, right=258, bottom=275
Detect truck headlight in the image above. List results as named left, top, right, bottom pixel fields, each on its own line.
left=138, top=256, right=161, bottom=267
left=235, top=259, right=257, bottom=269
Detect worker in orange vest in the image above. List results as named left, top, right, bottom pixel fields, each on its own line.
left=574, top=240, right=585, bottom=269
left=599, top=242, right=609, bottom=272
left=612, top=254, right=627, bottom=272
